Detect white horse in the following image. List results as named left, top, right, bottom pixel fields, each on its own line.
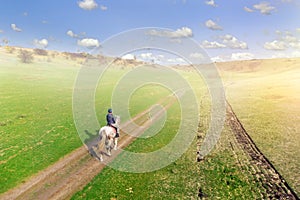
left=96, top=115, right=120, bottom=161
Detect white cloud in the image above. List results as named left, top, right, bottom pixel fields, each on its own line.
left=190, top=52, right=205, bottom=59
left=122, top=54, right=136, bottom=60
left=231, top=53, right=254, bottom=61
left=205, top=19, right=223, bottom=31
left=100, top=5, right=107, bottom=11
left=148, top=27, right=193, bottom=38
left=282, top=35, right=298, bottom=43
left=211, top=56, right=227, bottom=62
left=136, top=53, right=163, bottom=63
left=244, top=6, right=254, bottom=12
left=201, top=40, right=226, bottom=48
left=201, top=34, right=247, bottom=50
left=253, top=2, right=275, bottom=15
left=77, top=38, right=100, bottom=48
left=296, top=28, right=300, bottom=33
left=42, top=20, right=48, bottom=24
left=176, top=58, right=185, bottom=63
left=78, top=0, right=98, bottom=10
left=289, top=42, right=300, bottom=49
left=205, top=0, right=217, bottom=7
left=167, top=58, right=186, bottom=63
left=140, top=53, right=153, bottom=59
left=171, top=27, right=193, bottom=38
left=220, top=34, right=248, bottom=49
left=33, top=39, right=48, bottom=48
left=0, top=29, right=3, bottom=33
left=264, top=40, right=286, bottom=50
left=275, top=30, right=293, bottom=36
left=11, top=24, right=22, bottom=32
left=266, top=29, right=300, bottom=50
left=67, top=30, right=79, bottom=38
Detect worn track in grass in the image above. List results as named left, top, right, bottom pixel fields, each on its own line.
left=0, top=96, right=176, bottom=200
left=225, top=102, right=298, bottom=199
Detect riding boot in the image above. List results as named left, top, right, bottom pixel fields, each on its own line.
left=116, top=128, right=120, bottom=138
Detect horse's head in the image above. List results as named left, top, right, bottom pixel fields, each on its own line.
left=115, top=115, right=120, bottom=125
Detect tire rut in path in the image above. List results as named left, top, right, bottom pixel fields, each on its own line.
left=226, top=102, right=299, bottom=199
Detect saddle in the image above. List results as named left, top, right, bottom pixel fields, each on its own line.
left=108, top=125, right=119, bottom=138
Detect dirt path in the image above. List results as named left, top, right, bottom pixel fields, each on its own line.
left=226, top=102, right=298, bottom=199
left=0, top=96, right=176, bottom=200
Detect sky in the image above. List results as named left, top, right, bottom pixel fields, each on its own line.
left=0, top=0, right=300, bottom=62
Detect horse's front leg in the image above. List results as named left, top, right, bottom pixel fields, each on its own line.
left=114, top=138, right=118, bottom=150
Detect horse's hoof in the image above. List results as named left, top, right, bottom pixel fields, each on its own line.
left=97, top=157, right=103, bottom=162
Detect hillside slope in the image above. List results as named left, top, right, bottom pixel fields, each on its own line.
left=217, top=58, right=300, bottom=195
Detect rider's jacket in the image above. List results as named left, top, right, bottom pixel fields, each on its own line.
left=106, top=113, right=115, bottom=126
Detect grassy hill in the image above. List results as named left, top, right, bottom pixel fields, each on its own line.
left=217, top=58, right=300, bottom=195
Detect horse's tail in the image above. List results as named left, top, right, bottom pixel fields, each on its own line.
left=98, top=127, right=106, bottom=149
left=99, top=127, right=104, bottom=141
left=96, top=127, right=107, bottom=161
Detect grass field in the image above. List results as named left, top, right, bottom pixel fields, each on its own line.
left=70, top=67, right=267, bottom=199
left=71, top=129, right=265, bottom=199
left=218, top=58, right=300, bottom=195
left=0, top=48, right=84, bottom=193
left=1, top=47, right=299, bottom=198
left=71, top=101, right=263, bottom=200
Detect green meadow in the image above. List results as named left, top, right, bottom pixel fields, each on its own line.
left=0, top=48, right=82, bottom=192
left=1, top=47, right=298, bottom=198
left=71, top=67, right=264, bottom=199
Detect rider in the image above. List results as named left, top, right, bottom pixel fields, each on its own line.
left=106, top=108, right=120, bottom=138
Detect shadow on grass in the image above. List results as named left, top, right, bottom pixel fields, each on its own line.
left=84, top=129, right=103, bottom=161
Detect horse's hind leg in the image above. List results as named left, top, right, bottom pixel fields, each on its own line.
left=99, top=153, right=103, bottom=162
left=105, top=137, right=112, bottom=156
left=96, top=129, right=104, bottom=161
left=106, top=147, right=111, bottom=156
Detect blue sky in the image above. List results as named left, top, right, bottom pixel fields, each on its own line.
left=1, top=0, right=300, bottom=62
